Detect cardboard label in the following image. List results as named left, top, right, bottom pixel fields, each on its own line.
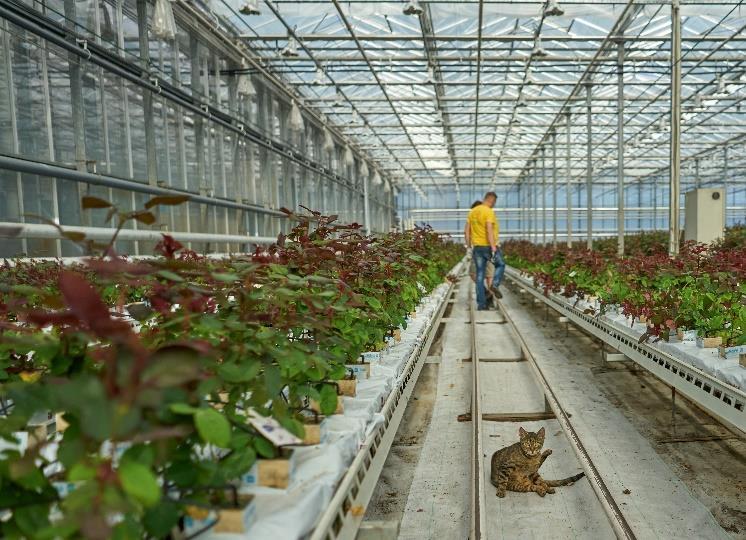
left=345, top=363, right=370, bottom=380
left=361, top=351, right=382, bottom=363
left=719, top=344, right=746, bottom=359
left=247, top=411, right=302, bottom=448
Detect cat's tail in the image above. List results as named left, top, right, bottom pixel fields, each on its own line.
left=545, top=472, right=585, bottom=487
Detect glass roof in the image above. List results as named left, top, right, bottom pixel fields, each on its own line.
left=213, top=1, right=746, bottom=194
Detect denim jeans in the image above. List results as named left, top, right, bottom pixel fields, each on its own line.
left=473, top=246, right=506, bottom=309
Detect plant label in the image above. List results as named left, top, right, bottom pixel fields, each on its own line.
left=247, top=410, right=302, bottom=447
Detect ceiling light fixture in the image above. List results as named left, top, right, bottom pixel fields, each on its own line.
left=333, top=90, right=345, bottom=107
left=152, top=0, right=176, bottom=40
left=544, top=0, right=564, bottom=16
left=322, top=127, right=334, bottom=153
left=312, top=66, right=325, bottom=85
left=713, top=74, right=729, bottom=98
left=236, top=60, right=256, bottom=97
left=426, top=65, right=435, bottom=83
left=403, top=0, right=423, bottom=16
left=692, top=93, right=704, bottom=111
left=238, top=0, right=260, bottom=16
left=281, top=35, right=299, bottom=58
left=516, top=94, right=528, bottom=107
left=525, top=67, right=535, bottom=85
left=531, top=37, right=548, bottom=57
left=343, top=145, right=354, bottom=167
left=289, top=100, right=304, bottom=132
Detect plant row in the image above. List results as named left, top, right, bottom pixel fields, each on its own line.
left=503, top=230, right=746, bottom=347
left=0, top=199, right=463, bottom=539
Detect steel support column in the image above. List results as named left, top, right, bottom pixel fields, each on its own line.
left=137, top=0, right=157, bottom=186
left=541, top=147, right=547, bottom=245
left=617, top=42, right=625, bottom=256
left=586, top=83, right=593, bottom=249
left=565, top=112, right=572, bottom=247
left=552, top=132, right=558, bottom=247
left=363, top=171, right=371, bottom=236
left=670, top=0, right=682, bottom=256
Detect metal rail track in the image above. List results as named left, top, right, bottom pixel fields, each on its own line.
left=468, top=287, right=486, bottom=540
left=468, top=275, right=636, bottom=540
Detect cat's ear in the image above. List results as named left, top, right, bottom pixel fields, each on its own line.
left=518, top=427, right=527, bottom=439
left=537, top=427, right=545, bottom=440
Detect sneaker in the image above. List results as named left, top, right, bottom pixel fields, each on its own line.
left=486, top=295, right=494, bottom=308
left=490, top=285, right=503, bottom=299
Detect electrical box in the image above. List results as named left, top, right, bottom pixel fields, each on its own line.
left=684, top=188, right=725, bottom=244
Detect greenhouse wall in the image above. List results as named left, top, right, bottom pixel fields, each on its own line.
left=399, top=178, right=745, bottom=241
left=0, top=0, right=394, bottom=258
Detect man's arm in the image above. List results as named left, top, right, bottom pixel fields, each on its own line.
left=464, top=221, right=471, bottom=248
left=487, top=220, right=497, bottom=252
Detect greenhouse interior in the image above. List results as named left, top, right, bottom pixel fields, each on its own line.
left=0, top=0, right=745, bottom=538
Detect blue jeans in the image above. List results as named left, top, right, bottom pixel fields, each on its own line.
left=473, top=246, right=506, bottom=309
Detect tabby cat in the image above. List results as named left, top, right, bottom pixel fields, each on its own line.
left=490, top=426, right=585, bottom=498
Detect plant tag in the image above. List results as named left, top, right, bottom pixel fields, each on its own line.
left=718, top=344, right=746, bottom=360
left=247, top=411, right=302, bottom=447
left=345, top=364, right=370, bottom=380
left=361, top=351, right=382, bottom=363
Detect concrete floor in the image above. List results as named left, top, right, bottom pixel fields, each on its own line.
left=363, top=277, right=743, bottom=539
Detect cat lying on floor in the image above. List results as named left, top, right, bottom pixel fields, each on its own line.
left=490, top=426, right=585, bottom=497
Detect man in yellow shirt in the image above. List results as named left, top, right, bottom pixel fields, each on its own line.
left=464, top=191, right=505, bottom=310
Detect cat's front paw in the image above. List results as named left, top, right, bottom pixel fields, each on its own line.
left=496, top=489, right=506, bottom=498
left=542, top=449, right=553, bottom=457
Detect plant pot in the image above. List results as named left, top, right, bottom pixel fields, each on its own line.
left=667, top=329, right=679, bottom=343
left=677, top=329, right=697, bottom=343
left=740, top=353, right=746, bottom=369
left=241, top=451, right=296, bottom=489
left=696, top=336, right=723, bottom=349
left=394, top=329, right=402, bottom=342
left=54, top=412, right=69, bottom=434
left=310, top=395, right=344, bottom=416
left=335, top=379, right=357, bottom=397
left=301, top=422, right=321, bottom=445
left=638, top=315, right=647, bottom=324
left=183, top=494, right=256, bottom=535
